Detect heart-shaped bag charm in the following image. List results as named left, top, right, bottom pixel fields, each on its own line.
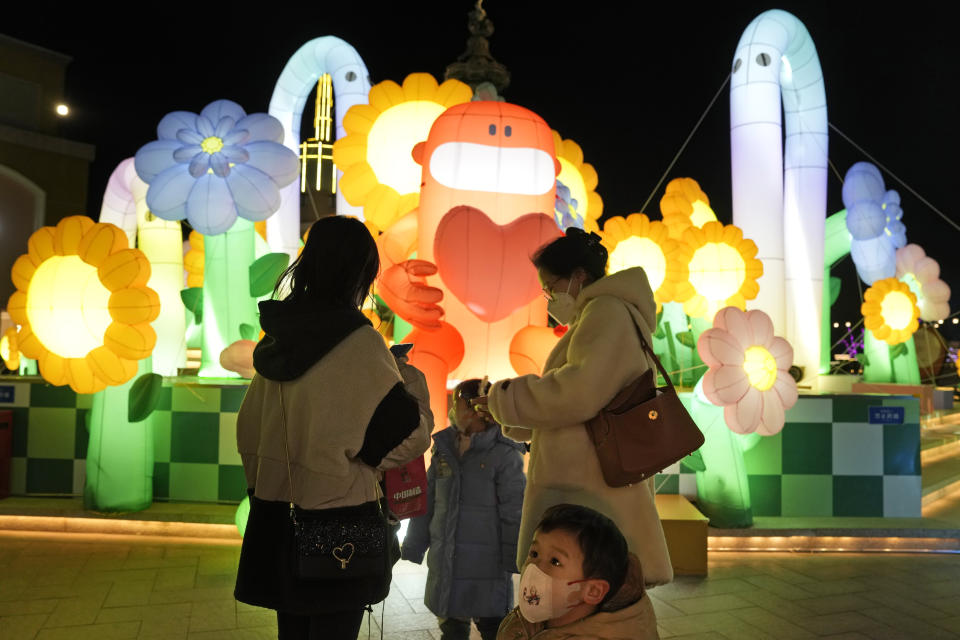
left=333, top=542, right=355, bottom=569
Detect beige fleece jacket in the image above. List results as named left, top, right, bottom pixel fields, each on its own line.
left=237, top=325, right=432, bottom=509
left=488, top=267, right=673, bottom=586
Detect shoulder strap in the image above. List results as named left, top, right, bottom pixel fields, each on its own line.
left=627, top=308, right=677, bottom=391
left=278, top=383, right=296, bottom=508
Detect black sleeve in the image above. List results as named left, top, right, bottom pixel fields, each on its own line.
left=356, top=382, right=420, bottom=467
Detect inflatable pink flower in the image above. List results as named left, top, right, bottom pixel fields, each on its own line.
left=895, top=244, right=951, bottom=322
left=697, top=307, right=797, bottom=435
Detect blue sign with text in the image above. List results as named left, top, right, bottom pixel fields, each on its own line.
left=868, top=406, right=904, bottom=424
left=0, top=385, right=13, bottom=403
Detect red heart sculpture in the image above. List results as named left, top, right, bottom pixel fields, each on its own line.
left=434, top=205, right=562, bottom=323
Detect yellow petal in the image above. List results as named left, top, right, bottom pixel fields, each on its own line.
left=368, top=80, right=405, bottom=112
left=338, top=163, right=378, bottom=205
left=10, top=254, right=36, bottom=292
left=40, top=352, right=70, bottom=386
left=109, top=288, right=161, bottom=324
left=98, top=249, right=151, bottom=291
left=401, top=72, right=439, bottom=101
left=54, top=216, right=95, bottom=255
left=332, top=135, right=369, bottom=171
left=342, top=105, right=381, bottom=136
left=103, top=323, right=156, bottom=360
left=77, top=223, right=128, bottom=267
left=85, top=346, right=131, bottom=386
left=67, top=358, right=104, bottom=394
left=6, top=291, right=28, bottom=326
left=364, top=184, right=402, bottom=230
left=581, top=163, right=599, bottom=192
left=560, top=139, right=583, bottom=167
left=434, top=79, right=473, bottom=107
left=28, top=227, right=57, bottom=264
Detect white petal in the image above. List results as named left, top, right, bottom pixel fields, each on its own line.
left=914, top=257, right=941, bottom=284
left=702, top=365, right=750, bottom=406
left=698, top=328, right=745, bottom=367
left=196, top=116, right=215, bottom=138
left=768, top=337, right=794, bottom=370
left=772, top=371, right=799, bottom=409
left=745, top=309, right=774, bottom=348
left=714, top=306, right=752, bottom=345
left=756, top=391, right=786, bottom=435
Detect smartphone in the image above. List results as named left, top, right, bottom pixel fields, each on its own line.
left=390, top=343, right=414, bottom=358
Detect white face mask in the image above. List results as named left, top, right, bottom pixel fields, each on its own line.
left=518, top=563, right=584, bottom=623
left=546, top=280, right=577, bottom=325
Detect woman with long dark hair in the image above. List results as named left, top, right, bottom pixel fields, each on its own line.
left=234, top=215, right=433, bottom=639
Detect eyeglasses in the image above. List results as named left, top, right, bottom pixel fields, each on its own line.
left=541, top=277, right=567, bottom=301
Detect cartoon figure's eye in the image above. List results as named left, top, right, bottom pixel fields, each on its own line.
left=529, top=549, right=538, bottom=559
left=550, top=557, right=561, bottom=567
left=345, top=71, right=357, bottom=81
left=488, top=124, right=497, bottom=135
left=505, top=125, right=512, bottom=137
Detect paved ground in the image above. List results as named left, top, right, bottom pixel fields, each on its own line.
left=3, top=530, right=960, bottom=639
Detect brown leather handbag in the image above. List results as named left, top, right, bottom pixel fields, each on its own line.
left=585, top=319, right=705, bottom=487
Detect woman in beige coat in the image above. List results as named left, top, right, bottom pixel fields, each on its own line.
left=481, top=229, right=673, bottom=587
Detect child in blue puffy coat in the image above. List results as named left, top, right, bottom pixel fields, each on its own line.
left=401, top=378, right=526, bottom=640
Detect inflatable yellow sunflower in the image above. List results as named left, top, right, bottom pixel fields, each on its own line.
left=598, top=213, right=685, bottom=311
left=333, top=73, right=473, bottom=231
left=659, top=177, right=717, bottom=239
left=0, top=328, right=19, bottom=371
left=7, top=216, right=160, bottom=393
left=861, top=277, right=920, bottom=345
left=674, top=221, right=762, bottom=320
left=183, top=230, right=204, bottom=288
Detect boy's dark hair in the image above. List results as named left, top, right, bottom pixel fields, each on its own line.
left=273, top=215, right=379, bottom=308
left=536, top=504, right=628, bottom=604
left=532, top=228, right=608, bottom=282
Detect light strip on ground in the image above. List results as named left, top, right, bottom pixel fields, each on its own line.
left=709, top=535, right=960, bottom=554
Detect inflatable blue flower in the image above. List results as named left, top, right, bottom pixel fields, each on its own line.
left=135, top=100, right=298, bottom=235
left=842, top=162, right=907, bottom=285
left=554, top=180, right=584, bottom=230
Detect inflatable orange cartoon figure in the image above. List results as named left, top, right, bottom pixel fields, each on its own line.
left=377, top=101, right=562, bottom=421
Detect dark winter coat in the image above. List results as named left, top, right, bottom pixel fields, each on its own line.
left=401, top=425, right=526, bottom=619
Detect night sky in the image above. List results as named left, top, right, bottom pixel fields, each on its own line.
left=5, top=1, right=957, bottom=344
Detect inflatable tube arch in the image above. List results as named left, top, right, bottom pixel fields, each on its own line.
left=730, top=9, right=828, bottom=384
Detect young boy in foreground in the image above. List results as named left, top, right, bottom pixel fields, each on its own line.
left=497, top=503, right=659, bottom=639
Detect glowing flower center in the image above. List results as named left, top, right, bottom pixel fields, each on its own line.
left=900, top=272, right=923, bottom=300
left=367, top=101, right=447, bottom=194
left=688, top=242, right=746, bottom=302
left=609, top=237, right=666, bottom=290
left=880, top=291, right=915, bottom=330
left=201, top=136, right=224, bottom=154
left=689, top=200, right=718, bottom=228
left=743, top=346, right=778, bottom=391
left=26, top=255, right=113, bottom=359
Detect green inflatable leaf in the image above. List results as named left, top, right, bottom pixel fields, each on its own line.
left=890, top=343, right=908, bottom=359
left=249, top=253, right=290, bottom=298
left=128, top=373, right=163, bottom=422
left=676, top=331, right=696, bottom=349
left=180, top=287, right=203, bottom=324
left=856, top=352, right=870, bottom=367
left=653, top=323, right=666, bottom=340
left=681, top=450, right=706, bottom=472
left=829, top=276, right=842, bottom=307
left=239, top=323, right=258, bottom=342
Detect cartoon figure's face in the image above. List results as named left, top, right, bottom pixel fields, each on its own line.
left=522, top=586, right=541, bottom=606
left=414, top=101, right=559, bottom=196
